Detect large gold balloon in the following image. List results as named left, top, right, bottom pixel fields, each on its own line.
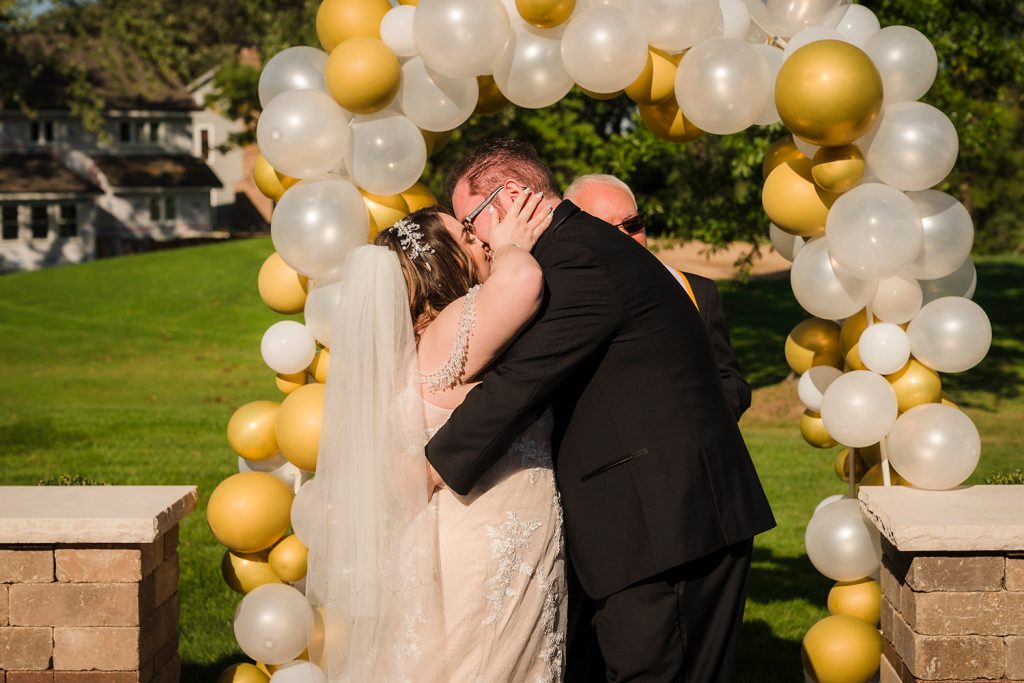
left=785, top=318, right=843, bottom=375
left=475, top=75, right=511, bottom=115
left=401, top=182, right=438, bottom=212
left=776, top=40, right=883, bottom=147
left=207, top=472, right=294, bottom=553
left=860, top=462, right=910, bottom=487
left=310, top=348, right=330, bottom=383
left=362, top=190, right=409, bottom=240
left=227, top=400, right=280, bottom=461
left=801, top=410, right=837, bottom=449
left=258, top=253, right=308, bottom=315
left=269, top=535, right=309, bottom=583
left=221, top=549, right=282, bottom=594
left=834, top=448, right=868, bottom=483
left=812, top=145, right=865, bottom=194
left=856, top=443, right=882, bottom=468
left=316, top=0, right=391, bottom=52
left=422, top=128, right=452, bottom=157
left=516, top=0, right=576, bottom=29
left=762, top=158, right=838, bottom=237
left=625, top=49, right=680, bottom=106
left=276, top=383, right=326, bottom=471
left=325, top=37, right=400, bottom=114
left=886, top=359, right=942, bottom=413
left=840, top=310, right=869, bottom=371
left=217, top=663, right=270, bottom=683
left=639, top=99, right=703, bottom=144
left=275, top=370, right=307, bottom=395
left=253, top=155, right=298, bottom=202
left=827, top=578, right=882, bottom=625
left=801, top=614, right=882, bottom=683
left=762, top=136, right=806, bottom=179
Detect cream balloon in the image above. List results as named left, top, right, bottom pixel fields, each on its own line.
left=399, top=57, right=478, bottom=132
left=887, top=403, right=981, bottom=490
left=238, top=454, right=304, bottom=490
left=413, top=0, right=511, bottom=78
left=256, top=90, right=350, bottom=180
left=857, top=322, right=911, bottom=375
left=792, top=135, right=820, bottom=159
left=630, top=0, right=722, bottom=52
left=561, top=6, right=649, bottom=93
left=258, top=46, right=330, bottom=108
left=765, top=0, right=845, bottom=31
left=348, top=112, right=428, bottom=196
left=380, top=5, right=418, bottom=58
left=798, top=365, right=844, bottom=412
left=261, top=321, right=317, bottom=375
left=791, top=238, right=877, bottom=321
left=303, top=280, right=344, bottom=348
left=905, top=190, right=974, bottom=280
left=865, top=102, right=959, bottom=192
left=920, top=258, right=977, bottom=305
left=676, top=38, right=770, bottom=135
left=492, top=25, right=574, bottom=108
left=820, top=370, right=898, bottom=448
left=833, top=3, right=879, bottom=47
left=782, top=26, right=841, bottom=60
left=814, top=494, right=848, bottom=514
left=270, top=662, right=327, bottom=683
left=805, top=498, right=882, bottom=581
left=752, top=44, right=784, bottom=125
left=719, top=0, right=750, bottom=38
left=870, top=275, right=922, bottom=324
left=826, top=183, right=923, bottom=280
left=907, top=296, right=992, bottom=373
left=290, top=480, right=318, bottom=546
left=769, top=223, right=805, bottom=262
left=233, top=583, right=313, bottom=665
left=864, top=26, right=938, bottom=103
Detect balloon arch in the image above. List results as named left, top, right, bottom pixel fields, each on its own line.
left=205, top=1, right=992, bottom=681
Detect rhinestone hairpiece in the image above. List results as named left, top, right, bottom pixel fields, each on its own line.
left=390, top=218, right=435, bottom=261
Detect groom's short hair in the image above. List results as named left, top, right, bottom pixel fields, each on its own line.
left=445, top=138, right=559, bottom=201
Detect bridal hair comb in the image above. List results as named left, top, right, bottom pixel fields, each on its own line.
left=390, top=217, right=436, bottom=261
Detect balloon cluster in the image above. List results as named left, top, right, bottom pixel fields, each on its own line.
left=210, top=1, right=989, bottom=681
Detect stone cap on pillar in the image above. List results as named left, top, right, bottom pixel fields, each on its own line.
left=0, top=485, right=199, bottom=544
left=859, top=485, right=1024, bottom=553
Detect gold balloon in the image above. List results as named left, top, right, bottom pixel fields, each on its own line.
left=856, top=443, right=882, bottom=468
left=361, top=190, right=409, bottom=240
left=252, top=154, right=298, bottom=202
left=207, top=472, right=294, bottom=553
left=398, top=0, right=418, bottom=4
left=275, top=370, right=307, bottom=395
left=310, top=348, right=330, bottom=383
left=422, top=128, right=452, bottom=157
left=221, top=549, right=282, bottom=594
left=763, top=136, right=806, bottom=179
left=227, top=400, right=280, bottom=461
left=828, top=578, right=882, bottom=625
left=217, top=663, right=270, bottom=683
left=860, top=462, right=910, bottom=487
left=834, top=448, right=867, bottom=483
left=812, top=145, right=865, bottom=194
left=785, top=318, right=843, bottom=375
left=886, top=359, right=942, bottom=413
left=269, top=535, right=309, bottom=583
left=638, top=99, right=703, bottom=144
left=475, top=75, right=511, bottom=115
left=579, top=86, right=623, bottom=101
left=316, top=0, right=391, bottom=52
left=276, top=383, right=326, bottom=471
left=776, top=40, right=883, bottom=147
left=401, top=182, right=438, bottom=212
left=625, top=49, right=680, bottom=105
left=801, top=614, right=882, bottom=683
left=801, top=410, right=837, bottom=449
left=762, top=158, right=838, bottom=237
left=258, top=253, right=308, bottom=315
left=840, top=310, right=869, bottom=371
left=516, top=0, right=575, bottom=28
left=325, top=37, right=400, bottom=114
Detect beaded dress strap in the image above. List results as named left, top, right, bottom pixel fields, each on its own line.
left=419, top=285, right=480, bottom=393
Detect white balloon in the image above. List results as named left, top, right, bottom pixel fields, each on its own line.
left=920, top=257, right=977, bottom=305
left=783, top=26, right=841, bottom=60
left=769, top=222, right=805, bottom=262
left=904, top=190, right=975, bottom=280
left=348, top=112, right=428, bottom=196
left=765, top=0, right=845, bottom=31
left=304, top=280, right=344, bottom=347
left=826, top=183, right=923, bottom=280
left=413, top=0, right=511, bottom=78
left=719, top=0, right=751, bottom=38
left=805, top=498, right=882, bottom=581
left=631, top=0, right=722, bottom=52
left=258, top=46, right=330, bottom=108
left=871, top=275, right=922, bottom=324
left=833, top=3, right=879, bottom=47
left=792, top=135, right=819, bottom=158
left=233, top=583, right=314, bottom=665
left=864, top=26, right=938, bottom=103
left=239, top=454, right=303, bottom=490
left=561, top=6, right=649, bottom=93
left=791, top=238, right=877, bottom=320
left=261, top=321, right=316, bottom=375
left=493, top=26, right=574, bottom=109
left=676, top=38, right=770, bottom=135
left=271, top=176, right=369, bottom=279
left=907, top=296, right=992, bottom=373
left=814, top=493, right=849, bottom=514
left=290, top=480, right=318, bottom=545
left=858, top=322, right=911, bottom=375
left=820, top=370, right=898, bottom=448
left=798, top=365, right=844, bottom=412
left=865, top=102, right=959, bottom=192
left=381, top=5, right=418, bottom=58
left=752, top=44, right=784, bottom=125
left=256, top=90, right=350, bottom=179
left=399, top=57, right=478, bottom=132
left=271, top=661, right=328, bottom=683
left=887, top=403, right=981, bottom=490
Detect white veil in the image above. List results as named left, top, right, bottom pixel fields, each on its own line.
left=304, top=244, right=446, bottom=682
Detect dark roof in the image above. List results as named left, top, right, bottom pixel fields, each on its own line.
left=93, top=155, right=223, bottom=189
left=0, top=154, right=102, bottom=194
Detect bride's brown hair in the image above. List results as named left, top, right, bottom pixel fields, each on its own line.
left=374, top=206, right=481, bottom=337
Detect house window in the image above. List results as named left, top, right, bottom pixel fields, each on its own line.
left=195, top=124, right=214, bottom=162
left=57, top=204, right=78, bottom=238
left=118, top=120, right=160, bottom=144
left=1, top=206, right=19, bottom=240
left=119, top=121, right=133, bottom=143
left=30, top=206, right=49, bottom=239
left=30, top=120, right=55, bottom=144
left=149, top=196, right=177, bottom=222
left=149, top=121, right=160, bottom=143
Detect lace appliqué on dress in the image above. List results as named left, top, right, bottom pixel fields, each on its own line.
left=419, top=285, right=480, bottom=393
left=483, top=511, right=544, bottom=626
left=508, top=434, right=555, bottom=484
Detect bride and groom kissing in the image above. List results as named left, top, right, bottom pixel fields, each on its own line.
left=304, top=138, right=775, bottom=683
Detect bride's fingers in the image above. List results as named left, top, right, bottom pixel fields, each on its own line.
left=507, top=188, right=532, bottom=220
left=520, top=191, right=544, bottom=223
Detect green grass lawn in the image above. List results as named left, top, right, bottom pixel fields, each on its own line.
left=0, top=240, right=1020, bottom=681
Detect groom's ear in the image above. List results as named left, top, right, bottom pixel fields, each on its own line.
left=502, top=179, right=526, bottom=203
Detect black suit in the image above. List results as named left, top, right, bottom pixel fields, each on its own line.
left=426, top=201, right=775, bottom=680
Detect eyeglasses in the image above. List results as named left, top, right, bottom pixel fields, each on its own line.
left=460, top=185, right=505, bottom=240
left=616, top=213, right=646, bottom=235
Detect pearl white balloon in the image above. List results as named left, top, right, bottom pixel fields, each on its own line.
left=833, top=3, right=879, bottom=47
left=631, top=0, right=722, bottom=52
left=904, top=190, right=974, bottom=280
left=256, top=90, right=350, bottom=179
left=865, top=102, right=959, bottom=192
left=381, top=6, right=418, bottom=58
left=258, top=46, right=330, bottom=108
left=348, top=112, right=428, bottom=196
left=233, top=583, right=314, bottom=665
left=676, top=38, right=770, bottom=135
left=752, top=44, right=784, bottom=125
left=290, top=480, right=318, bottom=544
left=719, top=0, right=751, bottom=38
left=399, top=57, right=478, bottom=132
left=413, top=0, right=510, bottom=78
left=814, top=494, right=848, bottom=514
left=261, top=321, right=317, bottom=375
left=871, top=275, right=922, bottom=324
left=584, top=0, right=630, bottom=7
left=864, top=26, right=938, bottom=103
left=769, top=223, right=805, bottom=262
left=858, top=322, right=911, bottom=375
left=791, top=238, right=877, bottom=320
left=887, top=403, right=981, bottom=490
left=798, top=365, right=844, bottom=412
left=271, top=176, right=369, bottom=279
left=561, top=6, right=648, bottom=93
left=820, top=370, right=898, bottom=448
left=826, top=183, right=923, bottom=280
left=907, top=296, right=992, bottom=373
left=782, top=26, right=841, bottom=60
left=920, top=257, right=977, bottom=305
left=766, top=0, right=846, bottom=31
left=271, top=661, right=328, bottom=683
left=791, top=135, right=819, bottom=158
left=304, top=280, right=344, bottom=348
left=493, top=26, right=573, bottom=109
left=239, top=454, right=304, bottom=490
left=805, top=498, right=882, bottom=581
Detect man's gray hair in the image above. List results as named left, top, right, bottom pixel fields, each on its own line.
left=564, top=173, right=636, bottom=205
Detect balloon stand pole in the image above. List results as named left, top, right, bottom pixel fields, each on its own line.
left=849, top=448, right=857, bottom=499
left=880, top=440, right=893, bottom=487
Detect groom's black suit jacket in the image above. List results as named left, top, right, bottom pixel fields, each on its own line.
left=426, top=201, right=776, bottom=600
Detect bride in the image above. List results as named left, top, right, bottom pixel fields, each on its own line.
left=304, top=190, right=565, bottom=682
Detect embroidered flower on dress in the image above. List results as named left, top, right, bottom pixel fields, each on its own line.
left=483, top=511, right=544, bottom=625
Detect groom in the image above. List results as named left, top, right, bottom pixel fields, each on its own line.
left=426, top=138, right=775, bottom=682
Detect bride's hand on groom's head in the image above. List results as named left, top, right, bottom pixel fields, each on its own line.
left=487, top=188, right=554, bottom=255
